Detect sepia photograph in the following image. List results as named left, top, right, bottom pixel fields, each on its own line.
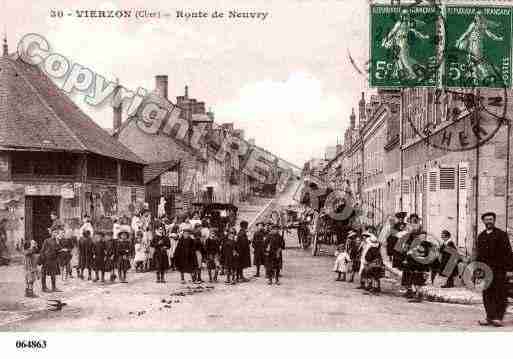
left=1, top=1, right=513, bottom=351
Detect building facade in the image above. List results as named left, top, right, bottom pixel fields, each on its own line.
left=321, top=87, right=513, bottom=254
left=0, top=51, right=145, bottom=254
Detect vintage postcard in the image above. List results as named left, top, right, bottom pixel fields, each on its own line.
left=1, top=1, right=513, bottom=349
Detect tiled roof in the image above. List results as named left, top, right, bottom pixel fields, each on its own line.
left=0, top=54, right=145, bottom=164
left=144, top=160, right=179, bottom=184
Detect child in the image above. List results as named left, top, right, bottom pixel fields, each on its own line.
left=222, top=229, right=237, bottom=285
left=205, top=230, right=221, bottom=282
left=134, top=231, right=146, bottom=273
left=92, top=232, right=106, bottom=282
left=168, top=231, right=179, bottom=271
left=23, top=238, right=39, bottom=298
left=406, top=232, right=432, bottom=303
left=333, top=244, right=351, bottom=281
left=116, top=226, right=132, bottom=283
left=362, top=232, right=384, bottom=295
left=151, top=225, right=170, bottom=283
left=252, top=222, right=266, bottom=278
left=78, top=230, right=93, bottom=280
left=104, top=230, right=117, bottom=282
left=192, top=225, right=204, bottom=283
left=58, top=232, right=74, bottom=281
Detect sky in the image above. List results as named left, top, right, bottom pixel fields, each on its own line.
left=1, top=0, right=373, bottom=167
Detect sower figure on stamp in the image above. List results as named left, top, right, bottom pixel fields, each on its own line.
left=252, top=222, right=266, bottom=278
left=381, top=9, right=429, bottom=81
left=455, top=10, right=504, bottom=82
left=474, top=212, right=513, bottom=327
left=78, top=229, right=94, bottom=280
left=265, top=224, right=283, bottom=285
left=40, top=224, right=63, bottom=293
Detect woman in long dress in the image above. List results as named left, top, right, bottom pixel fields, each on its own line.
left=381, top=9, right=430, bottom=80
left=455, top=11, right=503, bottom=82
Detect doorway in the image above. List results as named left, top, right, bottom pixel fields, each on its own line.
left=25, top=196, right=60, bottom=246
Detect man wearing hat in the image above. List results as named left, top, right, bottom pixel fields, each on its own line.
left=236, top=221, right=251, bottom=282
left=40, top=223, right=63, bottom=292
left=475, top=212, right=513, bottom=327
left=252, top=222, right=266, bottom=277
left=174, top=225, right=196, bottom=284
left=264, top=224, right=284, bottom=285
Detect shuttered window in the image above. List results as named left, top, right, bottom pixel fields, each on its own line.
left=459, top=167, right=468, bottom=190
left=429, top=171, right=437, bottom=192
left=402, top=180, right=409, bottom=194
left=440, top=167, right=456, bottom=190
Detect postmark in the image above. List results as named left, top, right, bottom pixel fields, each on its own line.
left=369, top=3, right=443, bottom=87
left=445, top=5, right=512, bottom=88
left=407, top=55, right=508, bottom=152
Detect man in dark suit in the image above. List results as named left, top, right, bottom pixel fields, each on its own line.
left=475, top=212, right=513, bottom=327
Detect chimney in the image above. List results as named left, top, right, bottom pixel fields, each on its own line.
left=113, top=102, right=122, bottom=132
left=233, top=129, right=245, bottom=139
left=155, top=75, right=168, bottom=100
left=358, top=92, right=366, bottom=123
left=350, top=108, right=356, bottom=129
left=336, top=143, right=342, bottom=154
left=112, top=81, right=123, bottom=132
left=185, top=85, right=189, bottom=99
left=2, top=35, right=7, bottom=56
left=222, top=123, right=234, bottom=132
left=207, top=108, right=215, bottom=121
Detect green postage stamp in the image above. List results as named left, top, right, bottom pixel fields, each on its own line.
left=445, top=6, right=512, bottom=88
left=369, top=5, right=440, bottom=88
left=369, top=5, right=512, bottom=89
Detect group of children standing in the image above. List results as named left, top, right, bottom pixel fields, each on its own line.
left=23, top=208, right=288, bottom=297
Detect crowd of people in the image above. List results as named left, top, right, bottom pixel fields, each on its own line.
left=22, top=209, right=287, bottom=298
left=331, top=210, right=513, bottom=326
left=332, top=212, right=468, bottom=301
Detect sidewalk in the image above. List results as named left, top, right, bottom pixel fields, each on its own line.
left=381, top=276, right=483, bottom=305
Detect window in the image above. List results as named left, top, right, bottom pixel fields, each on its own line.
left=440, top=167, right=456, bottom=190
left=429, top=171, right=438, bottom=192
left=87, top=155, right=117, bottom=180
left=121, top=162, right=143, bottom=184
left=12, top=152, right=78, bottom=176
